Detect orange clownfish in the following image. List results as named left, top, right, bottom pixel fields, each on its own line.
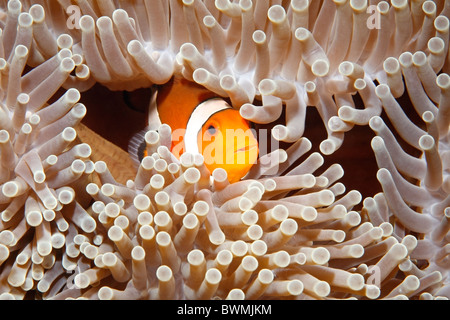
left=129, top=77, right=259, bottom=183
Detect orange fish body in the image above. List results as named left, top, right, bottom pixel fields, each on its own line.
left=137, top=77, right=259, bottom=183
left=155, top=77, right=217, bottom=139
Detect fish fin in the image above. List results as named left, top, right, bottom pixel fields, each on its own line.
left=128, top=128, right=148, bottom=168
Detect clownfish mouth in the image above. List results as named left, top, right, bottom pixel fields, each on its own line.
left=235, top=144, right=258, bottom=153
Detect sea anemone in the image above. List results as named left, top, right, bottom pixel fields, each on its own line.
left=0, top=0, right=449, bottom=300
left=0, top=6, right=94, bottom=298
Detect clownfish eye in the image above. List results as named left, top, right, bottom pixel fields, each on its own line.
left=207, top=125, right=217, bottom=135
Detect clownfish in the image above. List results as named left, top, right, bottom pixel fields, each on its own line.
left=129, top=77, right=259, bottom=183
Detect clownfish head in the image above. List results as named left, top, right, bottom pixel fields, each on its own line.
left=170, top=98, right=259, bottom=183
left=129, top=78, right=259, bottom=183
left=196, top=100, right=259, bottom=183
